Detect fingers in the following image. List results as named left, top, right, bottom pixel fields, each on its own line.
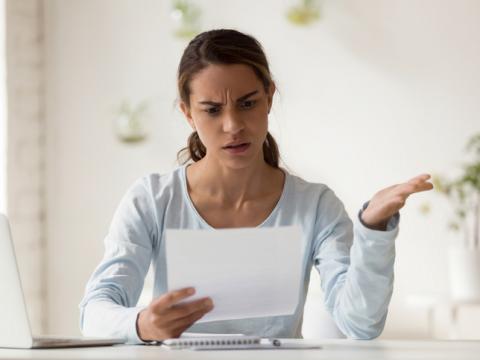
left=407, top=173, right=431, bottom=183
left=364, top=173, right=434, bottom=227
left=139, top=289, right=214, bottom=341
left=169, top=306, right=213, bottom=334
left=397, top=174, right=434, bottom=197
left=151, top=287, right=195, bottom=311
left=162, top=297, right=213, bottom=323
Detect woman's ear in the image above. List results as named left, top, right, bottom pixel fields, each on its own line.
left=267, top=82, right=276, bottom=114
left=180, top=101, right=196, bottom=130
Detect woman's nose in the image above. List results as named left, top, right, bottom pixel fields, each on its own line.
left=222, top=111, right=245, bottom=134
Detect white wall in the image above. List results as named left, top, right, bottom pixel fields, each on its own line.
left=0, top=0, right=6, bottom=214
left=44, top=0, right=480, bottom=337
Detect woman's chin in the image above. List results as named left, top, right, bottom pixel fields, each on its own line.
left=220, top=156, right=260, bottom=171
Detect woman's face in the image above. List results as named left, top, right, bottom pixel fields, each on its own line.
left=180, top=63, right=275, bottom=170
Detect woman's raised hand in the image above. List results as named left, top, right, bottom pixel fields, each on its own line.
left=360, top=174, right=434, bottom=231
left=136, top=287, right=213, bottom=341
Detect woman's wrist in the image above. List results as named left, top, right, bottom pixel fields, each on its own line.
left=136, top=310, right=155, bottom=343
left=359, top=202, right=389, bottom=231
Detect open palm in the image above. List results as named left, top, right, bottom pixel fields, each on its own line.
left=361, top=174, right=434, bottom=230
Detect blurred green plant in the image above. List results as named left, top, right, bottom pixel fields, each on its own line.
left=427, top=133, right=480, bottom=248
left=286, top=0, right=320, bottom=26
left=171, top=0, right=201, bottom=39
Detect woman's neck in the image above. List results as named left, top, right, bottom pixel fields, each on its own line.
left=186, top=157, right=283, bottom=208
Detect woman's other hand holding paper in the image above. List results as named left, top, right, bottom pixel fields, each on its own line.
left=136, top=287, right=213, bottom=341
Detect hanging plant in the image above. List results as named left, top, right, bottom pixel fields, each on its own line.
left=113, top=100, right=150, bottom=144
left=286, top=0, right=320, bottom=26
left=170, top=0, right=202, bottom=39
left=287, top=0, right=320, bottom=26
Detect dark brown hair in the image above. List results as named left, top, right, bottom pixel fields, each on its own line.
left=176, top=29, right=280, bottom=167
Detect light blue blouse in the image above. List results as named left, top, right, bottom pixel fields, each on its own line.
left=79, top=164, right=399, bottom=343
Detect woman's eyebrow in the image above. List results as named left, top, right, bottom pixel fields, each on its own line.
left=198, top=90, right=259, bottom=106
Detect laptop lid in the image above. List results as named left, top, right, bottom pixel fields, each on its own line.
left=0, top=213, right=34, bottom=348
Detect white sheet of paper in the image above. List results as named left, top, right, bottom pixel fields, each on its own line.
left=165, top=226, right=303, bottom=323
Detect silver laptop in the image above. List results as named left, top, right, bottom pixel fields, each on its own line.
left=0, top=213, right=125, bottom=348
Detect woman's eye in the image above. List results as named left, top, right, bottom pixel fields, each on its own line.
left=203, top=100, right=256, bottom=116
left=241, top=100, right=256, bottom=109
left=205, top=107, right=220, bottom=115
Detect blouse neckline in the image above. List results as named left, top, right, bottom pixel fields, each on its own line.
left=180, top=163, right=289, bottom=230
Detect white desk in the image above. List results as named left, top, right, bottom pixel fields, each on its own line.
left=1, top=339, right=480, bottom=360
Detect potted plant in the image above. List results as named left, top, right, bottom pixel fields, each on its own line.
left=429, top=133, right=480, bottom=302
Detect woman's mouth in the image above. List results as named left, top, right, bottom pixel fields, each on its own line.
left=222, top=142, right=251, bottom=154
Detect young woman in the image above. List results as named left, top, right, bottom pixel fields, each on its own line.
left=80, top=29, right=433, bottom=344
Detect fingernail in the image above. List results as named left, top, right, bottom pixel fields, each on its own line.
left=204, top=299, right=213, bottom=307
left=187, top=287, right=195, bottom=295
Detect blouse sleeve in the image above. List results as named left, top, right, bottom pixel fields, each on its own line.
left=312, top=187, right=400, bottom=339
left=79, top=178, right=158, bottom=344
